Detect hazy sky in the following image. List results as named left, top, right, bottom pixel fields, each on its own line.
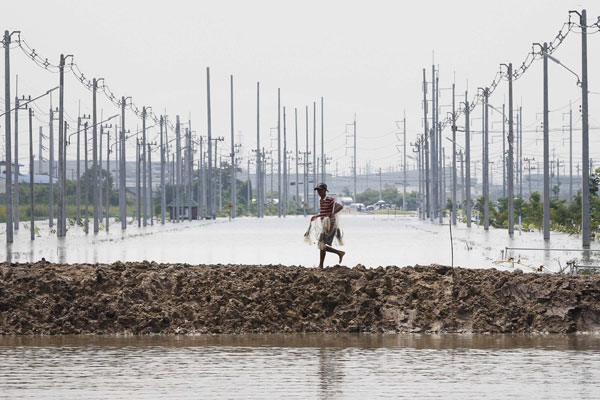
left=2, top=0, right=600, bottom=180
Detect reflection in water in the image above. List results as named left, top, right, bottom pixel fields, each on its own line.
left=4, top=333, right=600, bottom=349
left=318, top=347, right=342, bottom=399
left=57, top=236, right=67, bottom=264
left=5, top=243, right=12, bottom=263
left=1, top=334, right=600, bottom=399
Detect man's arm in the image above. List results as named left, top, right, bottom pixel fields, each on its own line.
left=311, top=198, right=334, bottom=220
left=334, top=202, right=344, bottom=214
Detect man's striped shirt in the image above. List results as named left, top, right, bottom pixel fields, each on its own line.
left=317, top=196, right=336, bottom=223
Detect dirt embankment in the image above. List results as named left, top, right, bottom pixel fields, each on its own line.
left=1, top=261, right=600, bottom=335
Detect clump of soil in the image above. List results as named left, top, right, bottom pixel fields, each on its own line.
left=1, top=261, right=599, bottom=335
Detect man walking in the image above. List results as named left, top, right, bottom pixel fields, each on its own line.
left=311, top=183, right=345, bottom=268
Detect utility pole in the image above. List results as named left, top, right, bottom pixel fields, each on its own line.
left=419, top=138, right=425, bottom=217
left=171, top=154, right=175, bottom=190
left=14, top=93, right=20, bottom=231
left=295, top=108, right=299, bottom=205
left=269, top=152, right=274, bottom=204
left=207, top=68, right=214, bottom=219
left=277, top=88, right=282, bottom=217
left=321, top=97, right=325, bottom=182
left=437, top=78, right=443, bottom=223
left=120, top=97, right=127, bottom=229
left=503, top=63, right=514, bottom=235
left=59, top=55, right=68, bottom=237
left=84, top=122, right=89, bottom=234
left=465, top=93, right=471, bottom=228
left=283, top=106, right=287, bottom=216
left=557, top=158, right=560, bottom=196
left=353, top=115, right=357, bottom=202
left=378, top=168, right=382, bottom=200
left=525, top=158, right=533, bottom=195
left=148, top=142, right=153, bottom=225
left=313, top=102, right=317, bottom=210
left=422, top=69, right=430, bottom=219
left=305, top=106, right=309, bottom=216
left=3, top=30, right=12, bottom=242
left=442, top=147, right=446, bottom=212
left=413, top=139, right=422, bottom=217
left=212, top=137, right=224, bottom=216
left=230, top=75, right=236, bottom=218
left=76, top=116, right=82, bottom=224
left=189, top=127, right=194, bottom=221
left=136, top=137, right=141, bottom=226
left=58, top=59, right=66, bottom=236
left=106, top=128, right=111, bottom=231
left=49, top=105, right=54, bottom=228
left=245, top=158, right=250, bottom=211
left=142, top=107, right=148, bottom=226
left=160, top=116, right=166, bottom=224
left=218, top=156, right=223, bottom=213
left=502, top=103, right=506, bottom=198
left=542, top=42, right=550, bottom=240
left=256, top=82, right=261, bottom=218
left=99, top=124, right=104, bottom=223
left=569, top=103, right=573, bottom=201
left=437, top=73, right=442, bottom=222
left=261, top=149, right=266, bottom=209
left=188, top=126, right=194, bottom=221
left=451, top=84, right=457, bottom=225
left=1, top=29, right=18, bottom=240
left=176, top=116, right=182, bottom=222
left=38, top=127, right=44, bottom=174
left=403, top=114, right=407, bottom=211
left=92, top=78, right=99, bottom=233
left=29, top=107, right=34, bottom=240
left=431, top=66, right=438, bottom=220
left=571, top=9, right=591, bottom=247
left=412, top=141, right=419, bottom=216
left=459, top=149, right=464, bottom=204
left=519, top=107, right=523, bottom=202
left=483, top=88, right=489, bottom=230
left=199, top=137, right=205, bottom=218
left=58, top=70, right=64, bottom=236
left=184, top=128, right=190, bottom=221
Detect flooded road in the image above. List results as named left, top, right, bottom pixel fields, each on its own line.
left=3, top=213, right=599, bottom=271
left=1, top=334, right=599, bottom=399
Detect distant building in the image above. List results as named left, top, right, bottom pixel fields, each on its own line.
left=0, top=161, right=58, bottom=193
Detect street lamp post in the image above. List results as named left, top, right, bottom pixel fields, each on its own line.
left=538, top=42, right=551, bottom=240
left=569, top=9, right=591, bottom=248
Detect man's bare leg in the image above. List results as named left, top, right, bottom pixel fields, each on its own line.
left=319, top=250, right=326, bottom=268
left=325, top=245, right=345, bottom=264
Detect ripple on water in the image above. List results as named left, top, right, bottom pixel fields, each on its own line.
left=1, top=334, right=600, bottom=399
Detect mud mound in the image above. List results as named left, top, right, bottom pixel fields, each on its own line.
left=1, top=261, right=600, bottom=334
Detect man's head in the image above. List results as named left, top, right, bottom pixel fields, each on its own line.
left=314, top=182, right=328, bottom=198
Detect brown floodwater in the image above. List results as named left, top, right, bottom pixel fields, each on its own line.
left=1, top=334, right=600, bottom=399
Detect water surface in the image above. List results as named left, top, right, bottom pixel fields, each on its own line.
left=3, top=214, right=599, bottom=270
left=1, top=334, right=599, bottom=399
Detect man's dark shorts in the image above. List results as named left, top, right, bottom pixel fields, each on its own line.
left=319, top=226, right=337, bottom=247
